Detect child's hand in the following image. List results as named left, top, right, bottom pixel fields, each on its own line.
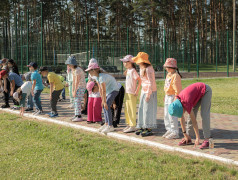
left=4, top=88, right=8, bottom=93
left=145, top=95, right=150, bottom=102
left=104, top=103, right=108, bottom=110
left=134, top=90, right=139, bottom=96
left=31, top=90, right=34, bottom=97
left=49, top=95, right=52, bottom=100
left=65, top=83, right=69, bottom=87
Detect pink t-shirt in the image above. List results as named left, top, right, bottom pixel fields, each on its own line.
left=177, top=82, right=206, bottom=114
left=140, top=66, right=157, bottom=96
left=125, top=68, right=139, bottom=94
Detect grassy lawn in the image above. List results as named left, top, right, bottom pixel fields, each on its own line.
left=0, top=112, right=237, bottom=179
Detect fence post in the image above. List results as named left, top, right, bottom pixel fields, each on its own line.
left=227, top=31, right=229, bottom=77
left=20, top=12, right=23, bottom=74
left=182, top=40, right=185, bottom=71
left=187, top=40, right=190, bottom=72
left=15, top=13, right=18, bottom=64
left=216, top=31, right=218, bottom=72
left=40, top=2, right=43, bottom=66
left=127, top=27, right=129, bottom=54
left=196, top=30, right=199, bottom=78
left=163, top=29, right=166, bottom=78
left=27, top=8, right=29, bottom=66
left=86, top=26, right=89, bottom=65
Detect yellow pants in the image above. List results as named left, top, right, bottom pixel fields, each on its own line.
left=125, top=93, right=137, bottom=127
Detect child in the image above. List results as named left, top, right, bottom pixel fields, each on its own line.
left=39, top=66, right=64, bottom=117
left=120, top=55, right=141, bottom=133
left=111, top=82, right=125, bottom=128
left=7, top=59, right=20, bottom=75
left=132, top=52, right=157, bottom=137
left=169, top=82, right=212, bottom=149
left=0, top=70, right=10, bottom=108
left=13, top=78, right=32, bottom=116
left=28, top=62, right=44, bottom=115
left=163, top=58, right=182, bottom=139
left=85, top=62, right=119, bottom=134
left=81, top=77, right=89, bottom=115
left=65, top=56, right=86, bottom=122
left=22, top=72, right=34, bottom=111
left=86, top=80, right=102, bottom=123
left=66, top=65, right=74, bottom=108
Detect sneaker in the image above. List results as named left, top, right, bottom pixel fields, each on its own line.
left=102, top=126, right=115, bottom=134
left=141, top=129, right=153, bottom=137
left=98, top=124, right=107, bottom=132
left=33, top=110, right=39, bottom=115
left=124, top=126, right=136, bottom=133
left=49, top=113, right=59, bottom=118
left=166, top=132, right=179, bottom=139
left=123, top=126, right=130, bottom=132
left=162, top=131, right=171, bottom=138
left=199, top=140, right=209, bottom=149
left=112, top=121, right=118, bottom=128
left=59, top=99, right=66, bottom=102
left=34, top=110, right=44, bottom=116
left=72, top=117, right=83, bottom=122
left=135, top=128, right=144, bottom=135
left=11, top=106, right=20, bottom=110
left=178, top=138, right=192, bottom=146
left=1, top=104, right=10, bottom=108
left=25, top=108, right=33, bottom=112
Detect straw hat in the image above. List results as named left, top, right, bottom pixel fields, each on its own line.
left=132, top=52, right=151, bottom=65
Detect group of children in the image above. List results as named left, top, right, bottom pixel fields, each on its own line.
left=0, top=52, right=213, bottom=149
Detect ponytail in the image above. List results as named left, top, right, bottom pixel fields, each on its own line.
left=132, top=63, right=136, bottom=70
left=177, top=68, right=182, bottom=78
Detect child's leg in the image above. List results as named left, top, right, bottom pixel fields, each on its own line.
left=34, top=90, right=43, bottom=111
left=50, top=89, right=63, bottom=114
left=93, top=97, right=102, bottom=122
left=137, top=92, right=145, bottom=129
left=164, top=96, right=171, bottom=132
left=103, top=91, right=119, bottom=126
left=13, top=86, right=20, bottom=106
left=74, top=88, right=85, bottom=116
left=62, top=88, right=65, bottom=99
left=167, top=95, right=178, bottom=135
left=87, top=97, right=94, bottom=122
left=127, top=93, right=137, bottom=127
left=19, top=93, right=27, bottom=115
left=69, top=84, right=74, bottom=104
left=27, top=94, right=34, bottom=109
left=3, top=90, right=10, bottom=106
left=200, top=85, right=212, bottom=139
left=115, top=86, right=125, bottom=124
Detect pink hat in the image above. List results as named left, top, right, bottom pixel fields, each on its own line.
left=86, top=81, right=95, bottom=94
left=85, top=63, right=100, bottom=72
left=163, top=58, right=177, bottom=69
left=120, top=55, right=134, bottom=63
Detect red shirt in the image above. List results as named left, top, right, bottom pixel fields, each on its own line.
left=177, top=82, right=206, bottom=114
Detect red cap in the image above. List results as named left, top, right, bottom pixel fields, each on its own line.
left=0, top=70, right=7, bottom=79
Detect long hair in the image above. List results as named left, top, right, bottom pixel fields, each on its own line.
left=141, top=63, right=151, bottom=77
left=176, top=68, right=182, bottom=78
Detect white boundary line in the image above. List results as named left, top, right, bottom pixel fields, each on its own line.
left=1, top=108, right=238, bottom=167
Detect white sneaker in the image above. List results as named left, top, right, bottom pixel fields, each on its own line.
left=98, top=124, right=107, bottom=132
left=124, top=126, right=136, bottom=133
left=33, top=110, right=39, bottom=115
left=166, top=132, right=179, bottom=139
left=70, top=116, right=76, bottom=121
left=102, top=126, right=115, bottom=134
left=123, top=126, right=130, bottom=132
left=34, top=110, right=44, bottom=116
left=72, top=117, right=83, bottom=122
left=162, top=131, right=171, bottom=138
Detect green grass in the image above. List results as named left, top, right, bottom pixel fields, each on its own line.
left=156, top=77, right=238, bottom=115
left=0, top=112, right=237, bottom=179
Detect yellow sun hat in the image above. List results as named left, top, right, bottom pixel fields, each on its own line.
left=132, top=52, right=151, bottom=65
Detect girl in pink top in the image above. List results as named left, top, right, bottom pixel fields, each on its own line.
left=132, top=52, right=157, bottom=137
left=169, top=82, right=212, bottom=149
left=121, top=55, right=141, bottom=133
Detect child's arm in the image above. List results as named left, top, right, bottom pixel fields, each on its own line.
left=135, top=77, right=141, bottom=96
left=123, top=70, right=127, bottom=76
left=3, top=78, right=8, bottom=93
left=172, top=74, right=182, bottom=98
left=145, top=68, right=153, bottom=102
left=100, top=82, right=108, bottom=110
left=189, top=110, right=200, bottom=147
left=31, top=80, right=36, bottom=96
left=10, top=80, right=15, bottom=96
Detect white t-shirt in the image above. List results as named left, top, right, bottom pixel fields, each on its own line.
left=21, top=81, right=32, bottom=96
left=125, top=68, right=139, bottom=94
left=89, top=92, right=101, bottom=98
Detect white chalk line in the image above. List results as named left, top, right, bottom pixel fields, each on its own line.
left=1, top=108, right=238, bottom=167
